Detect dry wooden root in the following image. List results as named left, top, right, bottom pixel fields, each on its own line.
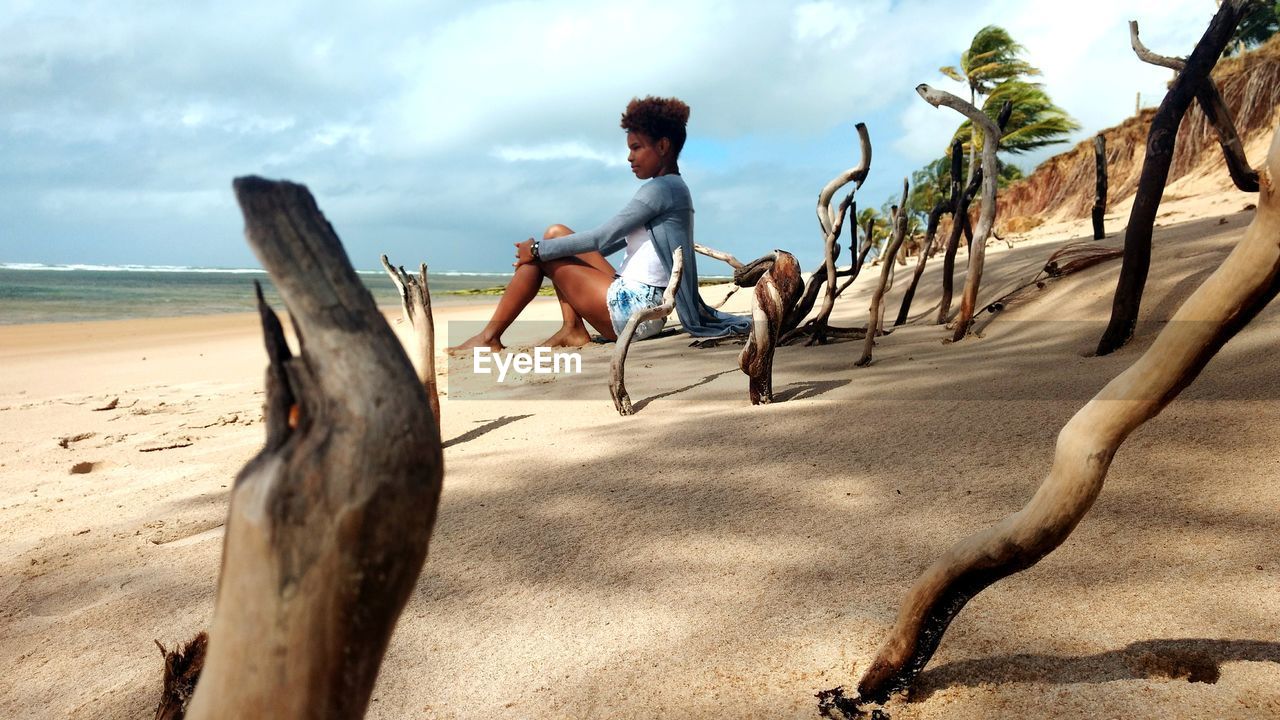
left=1097, top=2, right=1255, bottom=356
left=739, top=251, right=803, bottom=404
left=381, top=255, right=441, bottom=427
left=841, top=125, right=1280, bottom=713
left=855, top=180, right=910, bottom=367
left=185, top=177, right=443, bottom=720
left=154, top=633, right=207, bottom=720
left=610, top=247, right=684, bottom=415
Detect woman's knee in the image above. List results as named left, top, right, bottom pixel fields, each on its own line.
left=543, top=223, right=573, bottom=239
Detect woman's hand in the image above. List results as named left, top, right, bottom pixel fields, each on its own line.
left=513, top=238, right=536, bottom=268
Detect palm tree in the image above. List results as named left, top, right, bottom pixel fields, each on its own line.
left=952, top=80, right=1081, bottom=156
left=940, top=25, right=1039, bottom=109
left=940, top=26, right=1078, bottom=175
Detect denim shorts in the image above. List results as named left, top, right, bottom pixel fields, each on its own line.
left=606, top=276, right=667, bottom=339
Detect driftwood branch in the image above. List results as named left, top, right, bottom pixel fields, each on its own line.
left=856, top=180, right=909, bottom=367
left=1099, top=4, right=1257, bottom=355
left=694, top=242, right=744, bottom=270
left=811, top=192, right=856, bottom=344
left=917, top=86, right=1006, bottom=342
left=1129, top=19, right=1259, bottom=193
left=817, top=123, right=872, bottom=237
left=381, top=255, right=441, bottom=427
left=185, top=178, right=443, bottom=720
left=1092, top=134, right=1109, bottom=240
left=843, top=126, right=1280, bottom=712
left=611, top=247, right=684, bottom=416
left=898, top=139, right=963, bottom=326
left=739, top=251, right=803, bottom=404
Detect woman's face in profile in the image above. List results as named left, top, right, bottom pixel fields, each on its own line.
left=627, top=131, right=667, bottom=180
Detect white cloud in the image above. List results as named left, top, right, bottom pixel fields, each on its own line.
left=491, top=141, right=626, bottom=167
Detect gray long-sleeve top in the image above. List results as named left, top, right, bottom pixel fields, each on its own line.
left=538, top=174, right=750, bottom=337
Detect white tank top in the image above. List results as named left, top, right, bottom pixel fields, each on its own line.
left=617, top=226, right=670, bottom=287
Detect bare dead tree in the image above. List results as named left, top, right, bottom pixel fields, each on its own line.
left=739, top=251, right=803, bottom=404
left=897, top=139, right=963, bottom=326
left=1128, top=19, right=1260, bottom=194
left=828, top=125, right=1280, bottom=716
left=782, top=123, right=872, bottom=337
left=610, top=247, right=684, bottom=416
left=184, top=177, right=443, bottom=720
left=855, top=180, right=909, bottom=367
left=381, top=255, right=441, bottom=427
left=1092, top=134, right=1109, bottom=240
left=917, top=86, right=1008, bottom=342
left=1096, top=3, right=1256, bottom=355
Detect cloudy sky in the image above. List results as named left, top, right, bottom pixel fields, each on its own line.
left=1, top=0, right=1215, bottom=272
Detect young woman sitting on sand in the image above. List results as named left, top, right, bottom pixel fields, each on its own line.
left=451, top=95, right=749, bottom=352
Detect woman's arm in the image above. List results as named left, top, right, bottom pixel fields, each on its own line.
left=536, top=186, right=665, bottom=261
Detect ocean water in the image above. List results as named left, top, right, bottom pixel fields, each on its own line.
left=0, top=264, right=517, bottom=325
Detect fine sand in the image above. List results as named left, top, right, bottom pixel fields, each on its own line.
left=2, top=187, right=1279, bottom=718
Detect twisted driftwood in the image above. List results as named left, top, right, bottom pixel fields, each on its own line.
left=897, top=139, right=963, bottom=326
left=917, top=86, right=1008, bottom=342
left=1092, top=134, right=1108, bottom=240
left=856, top=181, right=910, bottom=367
left=935, top=104, right=1012, bottom=326
left=610, top=247, right=684, bottom=415
left=381, top=255, right=441, bottom=427
left=1097, top=2, right=1255, bottom=355
left=782, top=123, right=872, bottom=337
left=184, top=177, right=443, bottom=720
left=830, top=125, right=1280, bottom=715
left=739, top=251, right=803, bottom=404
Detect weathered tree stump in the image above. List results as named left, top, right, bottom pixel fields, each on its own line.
left=184, top=177, right=444, bottom=720
left=739, top=251, right=803, bottom=404
left=838, top=124, right=1280, bottom=714
left=381, top=255, right=441, bottom=427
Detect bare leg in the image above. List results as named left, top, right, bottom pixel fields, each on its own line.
left=448, top=224, right=616, bottom=351
left=541, top=224, right=615, bottom=346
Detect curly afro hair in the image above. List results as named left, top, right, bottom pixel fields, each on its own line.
left=620, top=96, right=690, bottom=156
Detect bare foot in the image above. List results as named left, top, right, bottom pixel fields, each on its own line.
left=539, top=326, right=593, bottom=347
left=447, top=333, right=504, bottom=354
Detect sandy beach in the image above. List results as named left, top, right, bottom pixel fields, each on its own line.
left=2, top=174, right=1279, bottom=718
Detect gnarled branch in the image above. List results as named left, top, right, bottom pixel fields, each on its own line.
left=611, top=247, right=684, bottom=415
left=817, top=123, right=872, bottom=237
left=917, top=86, right=1005, bottom=343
